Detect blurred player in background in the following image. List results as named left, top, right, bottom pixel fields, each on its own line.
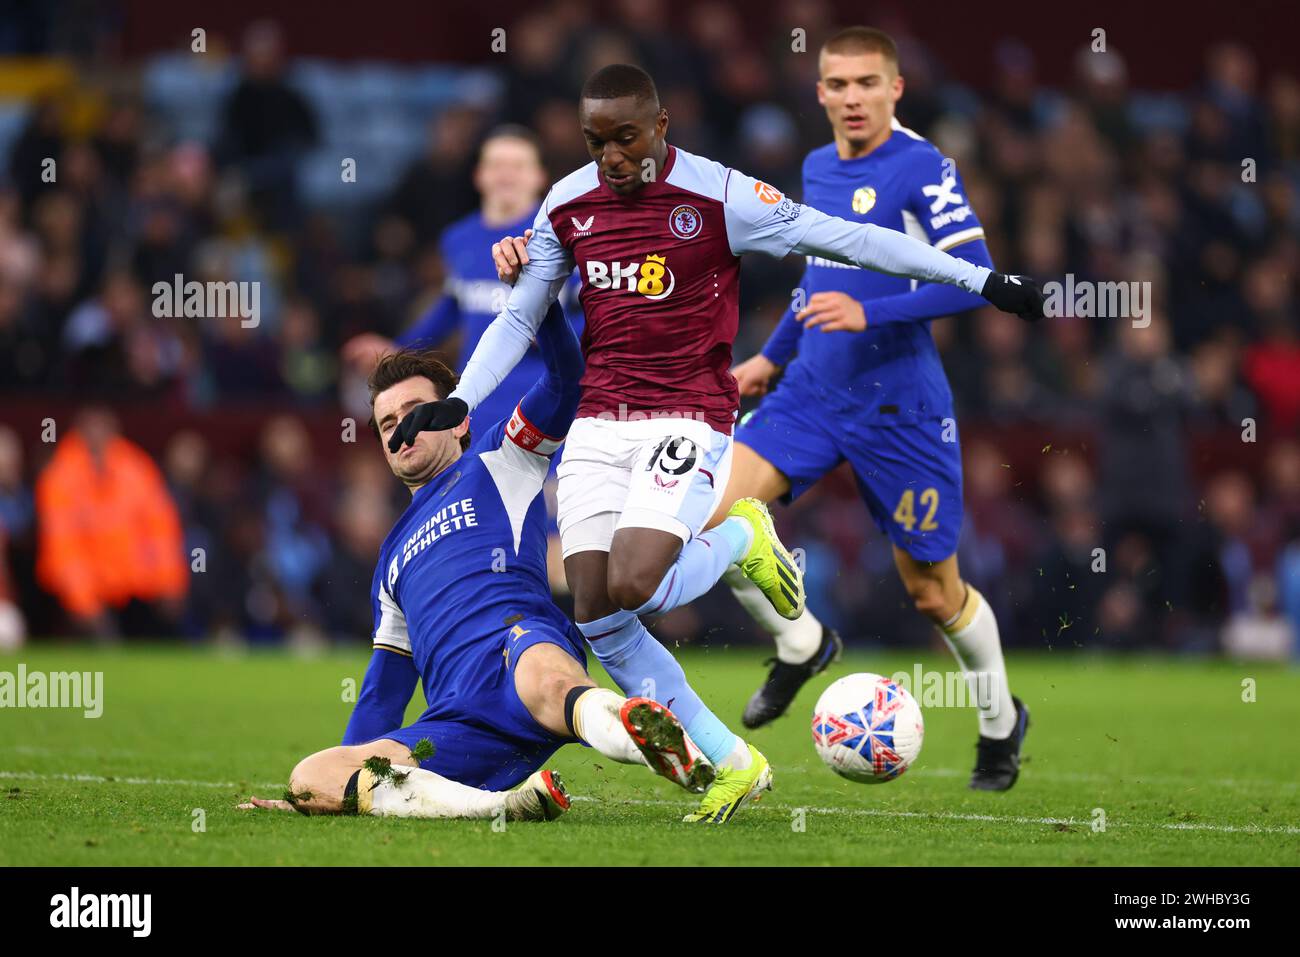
left=343, top=125, right=581, bottom=589
left=344, top=124, right=581, bottom=431
left=720, top=27, right=1030, bottom=790
left=412, top=64, right=1043, bottom=822
left=242, top=303, right=713, bottom=821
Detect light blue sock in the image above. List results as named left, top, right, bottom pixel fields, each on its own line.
left=577, top=609, right=739, bottom=765
left=631, top=518, right=752, bottom=617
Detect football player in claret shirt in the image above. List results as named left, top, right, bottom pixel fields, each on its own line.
left=239, top=303, right=716, bottom=822
left=392, top=64, right=1043, bottom=823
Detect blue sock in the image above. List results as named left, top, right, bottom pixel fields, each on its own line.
left=631, top=518, right=752, bottom=617
left=578, top=609, right=739, bottom=765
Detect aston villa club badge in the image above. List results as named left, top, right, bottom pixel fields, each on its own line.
left=668, top=204, right=702, bottom=240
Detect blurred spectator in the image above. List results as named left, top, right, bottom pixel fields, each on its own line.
left=500, top=12, right=574, bottom=128
left=0, top=427, right=34, bottom=543
left=162, top=429, right=223, bottom=640
left=1097, top=316, right=1194, bottom=597
left=253, top=414, right=332, bottom=638
left=218, top=20, right=318, bottom=232
left=61, top=269, right=185, bottom=398
left=0, top=530, right=24, bottom=649
left=1240, top=258, right=1300, bottom=430
left=0, top=276, right=49, bottom=390
left=1222, top=576, right=1295, bottom=659
left=1202, top=471, right=1259, bottom=617
left=1204, top=42, right=1267, bottom=163
left=386, top=107, right=483, bottom=245
left=34, top=408, right=187, bottom=639
left=279, top=297, right=336, bottom=402
left=1188, top=330, right=1256, bottom=428
left=1030, top=505, right=1105, bottom=645
left=0, top=426, right=31, bottom=649
left=8, top=99, right=65, bottom=206
left=316, top=454, right=394, bottom=640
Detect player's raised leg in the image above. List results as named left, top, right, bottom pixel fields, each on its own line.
left=557, top=418, right=774, bottom=821
left=512, top=636, right=714, bottom=793
left=893, top=547, right=1029, bottom=790
left=241, top=739, right=569, bottom=821
left=568, top=544, right=735, bottom=763
left=567, top=545, right=771, bottom=821
left=604, top=424, right=804, bottom=621
left=705, top=440, right=842, bottom=728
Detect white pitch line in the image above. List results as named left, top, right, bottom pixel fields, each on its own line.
left=569, top=795, right=1300, bottom=836
left=7, top=744, right=151, bottom=759
left=909, top=765, right=1300, bottom=792
left=0, top=770, right=282, bottom=790
left=760, top=762, right=1300, bottom=792
left=15, top=746, right=1288, bottom=794
left=808, top=806, right=1300, bottom=836
left=5, top=769, right=1297, bottom=836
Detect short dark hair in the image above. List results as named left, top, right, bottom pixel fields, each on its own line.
left=479, top=123, right=544, bottom=163
left=580, top=63, right=659, bottom=110
left=820, top=26, right=899, bottom=70
left=367, top=350, right=471, bottom=451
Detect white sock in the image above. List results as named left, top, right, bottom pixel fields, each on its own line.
left=722, top=564, right=823, bottom=663
left=718, top=735, right=753, bottom=771
left=572, top=687, right=649, bottom=767
left=357, top=765, right=506, bottom=819
left=939, top=585, right=1017, bottom=739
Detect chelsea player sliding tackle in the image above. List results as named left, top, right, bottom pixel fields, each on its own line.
left=406, top=63, right=1044, bottom=822
left=240, top=302, right=716, bottom=822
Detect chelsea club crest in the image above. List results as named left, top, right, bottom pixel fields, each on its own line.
left=668, top=204, right=702, bottom=240
left=852, top=186, right=877, bottom=215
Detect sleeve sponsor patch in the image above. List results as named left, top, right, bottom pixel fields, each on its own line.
left=775, top=197, right=804, bottom=222
left=753, top=180, right=784, bottom=204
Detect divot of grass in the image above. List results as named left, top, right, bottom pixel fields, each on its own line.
left=409, top=739, right=435, bottom=763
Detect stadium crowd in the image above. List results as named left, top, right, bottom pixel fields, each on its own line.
left=0, top=2, right=1297, bottom=657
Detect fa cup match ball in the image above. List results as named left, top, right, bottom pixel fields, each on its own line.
left=812, top=673, right=924, bottom=783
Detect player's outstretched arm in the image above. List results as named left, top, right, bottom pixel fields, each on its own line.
left=393, top=276, right=551, bottom=447
left=450, top=209, right=574, bottom=408
left=800, top=239, right=997, bottom=332
left=522, top=299, right=583, bottom=432
left=389, top=215, right=573, bottom=451
left=341, top=647, right=419, bottom=746
left=795, top=212, right=1046, bottom=319
left=861, top=238, right=994, bottom=322
left=723, top=170, right=1044, bottom=321
left=802, top=215, right=1044, bottom=320
left=387, top=273, right=558, bottom=451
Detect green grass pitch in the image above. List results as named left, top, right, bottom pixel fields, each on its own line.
left=1, top=644, right=1297, bottom=866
